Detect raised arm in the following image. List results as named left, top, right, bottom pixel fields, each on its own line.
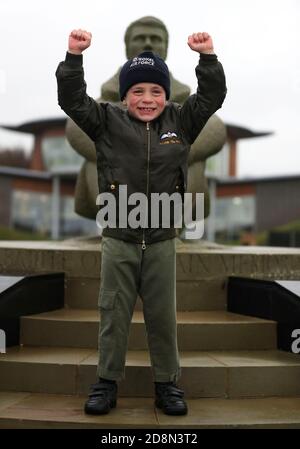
left=179, top=32, right=227, bottom=144
left=55, top=29, right=106, bottom=142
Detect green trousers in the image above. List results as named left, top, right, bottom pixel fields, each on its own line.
left=97, top=236, right=181, bottom=383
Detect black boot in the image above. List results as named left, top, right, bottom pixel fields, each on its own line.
left=84, top=379, right=118, bottom=415
left=155, top=382, right=188, bottom=415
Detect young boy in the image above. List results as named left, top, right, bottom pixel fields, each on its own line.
left=56, top=29, right=226, bottom=416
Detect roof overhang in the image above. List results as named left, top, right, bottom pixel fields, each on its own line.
left=0, top=117, right=67, bottom=135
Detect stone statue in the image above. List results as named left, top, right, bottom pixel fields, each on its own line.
left=65, top=16, right=226, bottom=222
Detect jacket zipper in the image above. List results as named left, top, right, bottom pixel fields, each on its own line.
left=142, top=121, right=151, bottom=250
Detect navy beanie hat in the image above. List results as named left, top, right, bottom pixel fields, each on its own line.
left=119, top=51, right=170, bottom=101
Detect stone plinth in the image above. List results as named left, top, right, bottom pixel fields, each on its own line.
left=0, top=238, right=299, bottom=281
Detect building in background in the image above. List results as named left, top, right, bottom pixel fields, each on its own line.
left=213, top=175, right=300, bottom=245
left=0, top=118, right=96, bottom=238
left=1, top=117, right=299, bottom=246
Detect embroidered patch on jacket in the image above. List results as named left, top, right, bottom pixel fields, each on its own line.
left=159, top=131, right=182, bottom=145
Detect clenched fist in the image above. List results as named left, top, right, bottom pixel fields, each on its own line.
left=187, top=32, right=214, bottom=54
left=68, top=29, right=92, bottom=55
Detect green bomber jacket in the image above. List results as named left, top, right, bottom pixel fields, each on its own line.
left=56, top=51, right=226, bottom=246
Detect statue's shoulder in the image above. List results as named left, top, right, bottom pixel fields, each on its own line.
left=169, top=73, right=190, bottom=104
left=100, top=69, right=121, bottom=102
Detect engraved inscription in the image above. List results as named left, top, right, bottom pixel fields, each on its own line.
left=177, top=253, right=300, bottom=280
left=0, top=248, right=101, bottom=278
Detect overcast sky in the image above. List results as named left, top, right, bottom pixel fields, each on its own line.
left=0, top=0, right=299, bottom=177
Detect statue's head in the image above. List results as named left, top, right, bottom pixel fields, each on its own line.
left=124, top=16, right=169, bottom=60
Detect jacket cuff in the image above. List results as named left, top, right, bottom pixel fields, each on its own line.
left=65, top=52, right=83, bottom=66
left=199, top=53, right=218, bottom=62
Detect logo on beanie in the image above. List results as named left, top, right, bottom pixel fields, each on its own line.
left=130, top=56, right=155, bottom=68
left=160, top=131, right=182, bottom=145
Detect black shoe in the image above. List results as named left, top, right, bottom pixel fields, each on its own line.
left=84, top=380, right=117, bottom=415
left=155, top=382, right=188, bottom=415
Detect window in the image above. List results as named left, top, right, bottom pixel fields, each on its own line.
left=12, top=191, right=51, bottom=233
left=11, top=190, right=96, bottom=237
left=215, top=195, right=255, bottom=232
left=41, top=136, right=83, bottom=171
left=205, top=143, right=230, bottom=177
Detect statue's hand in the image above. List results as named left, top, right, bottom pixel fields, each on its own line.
left=187, top=32, right=214, bottom=54
left=68, top=29, right=92, bottom=55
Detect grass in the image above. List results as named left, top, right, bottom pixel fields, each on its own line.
left=272, top=219, right=300, bottom=232
left=0, top=226, right=50, bottom=241
left=216, top=219, right=300, bottom=247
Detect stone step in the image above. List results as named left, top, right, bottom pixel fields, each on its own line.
left=20, top=309, right=276, bottom=351
left=64, top=278, right=227, bottom=311
left=1, top=346, right=300, bottom=399
left=1, top=392, right=300, bottom=428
